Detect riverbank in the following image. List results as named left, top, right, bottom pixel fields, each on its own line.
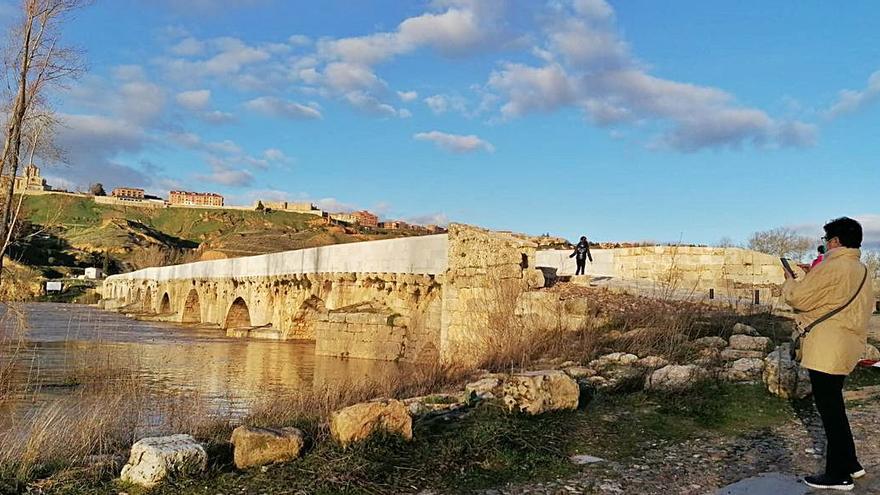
left=2, top=300, right=878, bottom=494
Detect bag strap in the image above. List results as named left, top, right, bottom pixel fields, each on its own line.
left=802, top=266, right=868, bottom=335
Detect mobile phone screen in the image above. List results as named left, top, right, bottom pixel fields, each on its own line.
left=780, top=258, right=796, bottom=278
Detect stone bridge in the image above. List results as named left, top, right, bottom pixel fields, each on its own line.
left=101, top=224, right=791, bottom=364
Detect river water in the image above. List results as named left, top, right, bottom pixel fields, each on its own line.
left=0, top=303, right=409, bottom=421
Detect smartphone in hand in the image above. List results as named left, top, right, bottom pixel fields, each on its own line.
left=780, top=258, right=797, bottom=279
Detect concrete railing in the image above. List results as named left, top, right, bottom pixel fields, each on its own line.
left=107, top=234, right=449, bottom=282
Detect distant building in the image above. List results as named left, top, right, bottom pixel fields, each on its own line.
left=353, top=210, right=379, bottom=228
left=425, top=225, right=446, bottom=234
left=84, top=267, right=104, bottom=280
left=381, top=220, right=410, bottom=230
left=111, top=187, right=145, bottom=201
left=1, top=164, right=50, bottom=193
left=169, top=190, right=224, bottom=207
left=329, top=212, right=358, bottom=225
left=255, top=200, right=321, bottom=214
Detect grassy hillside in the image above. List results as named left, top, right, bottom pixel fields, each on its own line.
left=9, top=194, right=427, bottom=276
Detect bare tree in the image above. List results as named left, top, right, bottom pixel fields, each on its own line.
left=747, top=226, right=813, bottom=261
left=0, top=0, right=88, bottom=284
left=717, top=236, right=737, bottom=248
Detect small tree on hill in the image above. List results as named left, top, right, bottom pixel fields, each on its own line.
left=747, top=227, right=813, bottom=261
left=89, top=182, right=105, bottom=196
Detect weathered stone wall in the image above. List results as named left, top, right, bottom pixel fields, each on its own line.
left=537, top=246, right=789, bottom=304
left=439, top=224, right=545, bottom=363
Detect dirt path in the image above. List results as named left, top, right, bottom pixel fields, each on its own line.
left=483, top=399, right=880, bottom=494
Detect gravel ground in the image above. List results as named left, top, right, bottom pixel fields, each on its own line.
left=480, top=399, right=880, bottom=495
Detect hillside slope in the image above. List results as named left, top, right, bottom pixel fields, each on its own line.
left=11, top=194, right=429, bottom=276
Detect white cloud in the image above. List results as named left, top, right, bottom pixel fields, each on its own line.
left=405, top=212, right=450, bottom=226
left=344, top=91, right=403, bottom=117
left=244, top=96, right=323, bottom=120
left=485, top=2, right=816, bottom=151
left=200, top=110, right=236, bottom=124
left=423, top=93, right=468, bottom=114
left=170, top=37, right=206, bottom=56
left=263, top=148, right=287, bottom=162
left=826, top=70, right=880, bottom=119
left=414, top=130, right=495, bottom=153
left=397, top=90, right=418, bottom=102
left=176, top=89, right=211, bottom=110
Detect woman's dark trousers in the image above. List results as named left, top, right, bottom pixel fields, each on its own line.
left=575, top=259, right=585, bottom=275
left=809, top=368, right=859, bottom=478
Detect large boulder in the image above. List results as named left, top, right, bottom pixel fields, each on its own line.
left=230, top=426, right=305, bottom=469
left=763, top=344, right=811, bottom=399
left=465, top=376, right=504, bottom=399
left=644, top=365, right=708, bottom=391
left=503, top=370, right=580, bottom=415
left=728, top=335, right=771, bottom=352
left=330, top=399, right=412, bottom=447
left=120, top=434, right=207, bottom=488
left=724, top=358, right=765, bottom=382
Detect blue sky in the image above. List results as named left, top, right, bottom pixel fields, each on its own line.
left=7, top=0, right=879, bottom=246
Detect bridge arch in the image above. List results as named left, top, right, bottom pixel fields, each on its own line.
left=224, top=297, right=251, bottom=329
left=159, top=292, right=172, bottom=314
left=181, top=289, right=201, bottom=323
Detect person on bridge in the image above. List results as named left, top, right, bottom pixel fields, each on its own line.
left=783, top=217, right=873, bottom=492
left=569, top=236, right=593, bottom=276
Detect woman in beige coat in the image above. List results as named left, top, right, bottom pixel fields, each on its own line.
left=783, top=217, right=874, bottom=491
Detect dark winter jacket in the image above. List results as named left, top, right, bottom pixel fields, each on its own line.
left=569, top=240, right=593, bottom=262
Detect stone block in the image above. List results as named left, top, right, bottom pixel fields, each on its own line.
left=644, top=365, right=708, bottom=391
left=465, top=376, right=504, bottom=399
left=863, top=344, right=880, bottom=360
left=728, top=335, right=771, bottom=352
left=120, top=434, right=207, bottom=488
left=502, top=370, right=579, bottom=415
left=724, top=358, right=765, bottom=382
left=720, top=349, right=767, bottom=361
left=690, top=336, right=728, bottom=350
left=230, top=426, right=305, bottom=469
left=764, top=344, right=811, bottom=399
left=330, top=399, right=412, bottom=447
left=732, top=323, right=759, bottom=336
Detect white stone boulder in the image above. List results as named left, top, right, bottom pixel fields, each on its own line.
left=330, top=399, right=412, bottom=448
left=230, top=426, right=305, bottom=469
left=465, top=376, right=504, bottom=399
left=763, top=344, right=811, bottom=400
left=724, top=358, right=765, bottom=382
left=120, top=434, right=207, bottom=488
left=862, top=343, right=880, bottom=361
left=503, top=370, right=580, bottom=415
left=564, top=366, right=597, bottom=378
left=720, top=349, right=767, bottom=361
left=644, top=365, right=708, bottom=391
left=728, top=335, right=771, bottom=352
left=403, top=393, right=468, bottom=416
left=732, top=323, right=760, bottom=336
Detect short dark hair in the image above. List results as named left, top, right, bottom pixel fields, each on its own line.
left=817, top=245, right=825, bottom=254
left=823, top=217, right=862, bottom=248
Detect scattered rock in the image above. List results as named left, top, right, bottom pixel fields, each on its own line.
left=503, top=370, right=580, bottom=415
left=844, top=385, right=880, bottom=402
left=691, top=336, right=727, bottom=350
left=732, top=323, right=760, bottom=336
left=560, top=360, right=578, bottom=368
left=564, top=366, right=596, bottom=378
left=570, top=454, right=604, bottom=465
left=592, top=352, right=639, bottom=369
left=763, top=344, right=811, bottom=400
left=120, top=434, right=207, bottom=488
left=330, top=399, right=412, bottom=447
left=465, top=376, right=503, bottom=399
left=645, top=365, right=708, bottom=391
left=724, top=358, right=765, bottom=382
left=720, top=349, right=767, bottom=361
left=636, top=356, right=669, bottom=369
left=728, top=335, right=771, bottom=352
left=230, top=426, right=305, bottom=469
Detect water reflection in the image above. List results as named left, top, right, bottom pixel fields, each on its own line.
left=0, top=303, right=409, bottom=418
